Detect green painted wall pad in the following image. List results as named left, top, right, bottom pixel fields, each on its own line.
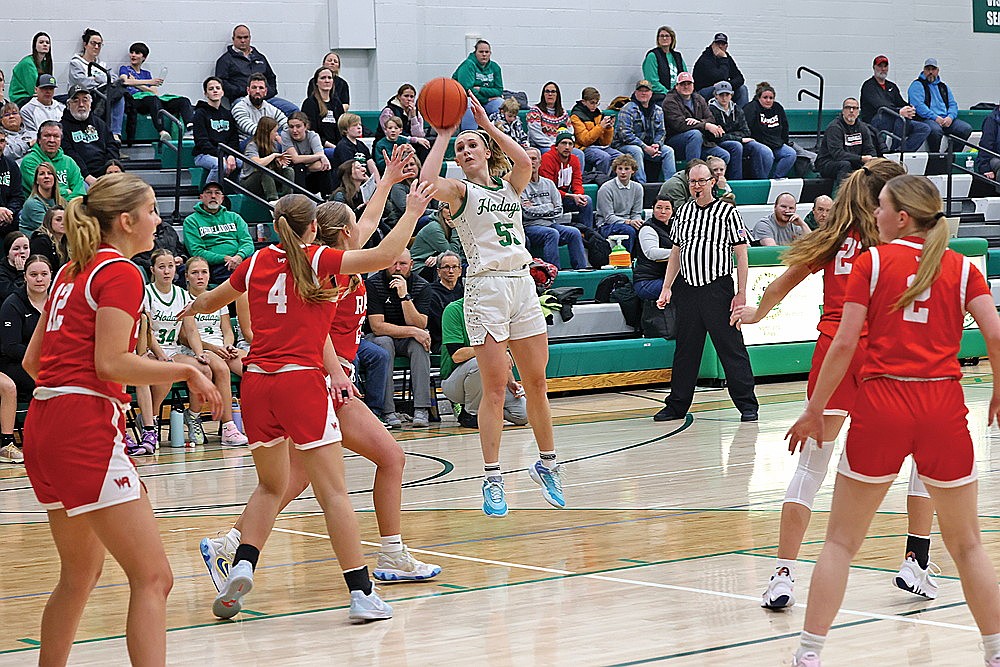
left=157, top=139, right=195, bottom=168
left=988, top=249, right=1000, bottom=278
left=729, top=180, right=771, bottom=204
left=546, top=338, right=673, bottom=377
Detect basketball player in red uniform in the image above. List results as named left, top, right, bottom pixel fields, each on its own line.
left=734, top=161, right=938, bottom=607
left=786, top=174, right=1000, bottom=666
left=183, top=180, right=435, bottom=622
left=21, top=173, right=222, bottom=666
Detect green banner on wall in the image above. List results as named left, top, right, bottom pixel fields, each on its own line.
left=973, top=0, right=1000, bottom=32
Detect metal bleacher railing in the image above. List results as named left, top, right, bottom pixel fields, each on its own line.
left=944, top=134, right=1000, bottom=213
left=796, top=66, right=825, bottom=150
left=85, top=61, right=114, bottom=133
left=216, top=143, right=322, bottom=216
left=873, top=106, right=909, bottom=160
left=157, top=109, right=185, bottom=224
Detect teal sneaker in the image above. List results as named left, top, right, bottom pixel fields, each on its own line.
left=529, top=461, right=565, bottom=508
left=481, top=478, right=508, bottom=517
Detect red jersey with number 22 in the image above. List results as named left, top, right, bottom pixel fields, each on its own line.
left=844, top=237, right=989, bottom=379
left=37, top=247, right=144, bottom=403
left=813, top=229, right=867, bottom=337
left=229, top=244, right=344, bottom=371
left=328, top=274, right=366, bottom=361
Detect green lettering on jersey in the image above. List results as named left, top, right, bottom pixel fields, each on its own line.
left=477, top=197, right=519, bottom=218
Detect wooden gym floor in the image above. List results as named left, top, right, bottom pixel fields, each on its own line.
left=3, top=366, right=1000, bottom=665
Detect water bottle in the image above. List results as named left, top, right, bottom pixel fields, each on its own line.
left=158, top=66, right=168, bottom=82
left=231, top=398, right=243, bottom=432
left=966, top=155, right=975, bottom=171
left=257, top=224, right=267, bottom=242
left=169, top=404, right=186, bottom=448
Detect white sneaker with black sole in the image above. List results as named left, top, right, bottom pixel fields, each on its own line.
left=893, top=554, right=939, bottom=599
left=762, top=566, right=795, bottom=609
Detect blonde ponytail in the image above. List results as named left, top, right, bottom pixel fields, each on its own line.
left=64, top=197, right=102, bottom=277
left=315, top=201, right=361, bottom=293
left=272, top=195, right=340, bottom=304
left=881, top=175, right=949, bottom=310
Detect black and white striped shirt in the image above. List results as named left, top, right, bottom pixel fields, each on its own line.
left=670, top=198, right=750, bottom=287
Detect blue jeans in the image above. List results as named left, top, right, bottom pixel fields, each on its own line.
left=870, top=114, right=931, bottom=152
left=597, top=222, right=637, bottom=254
left=917, top=117, right=973, bottom=153
left=667, top=129, right=708, bottom=162
left=268, top=96, right=299, bottom=118
left=524, top=223, right=589, bottom=268
left=768, top=144, right=798, bottom=178
left=562, top=195, right=594, bottom=228
left=460, top=97, right=504, bottom=130
left=355, top=337, right=391, bottom=416
left=741, top=140, right=774, bottom=180
left=714, top=140, right=743, bottom=179
left=582, top=145, right=622, bottom=175
left=698, top=84, right=749, bottom=109
left=615, top=144, right=675, bottom=183
left=634, top=278, right=664, bottom=301
left=193, top=152, right=242, bottom=186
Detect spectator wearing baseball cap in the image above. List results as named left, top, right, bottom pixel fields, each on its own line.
left=860, top=55, right=930, bottom=153
left=60, top=85, right=120, bottom=185
left=708, top=81, right=773, bottom=179
left=906, top=58, right=972, bottom=152
left=692, top=32, right=748, bottom=108
left=19, top=73, right=64, bottom=136
left=611, top=80, right=676, bottom=183
left=663, top=72, right=738, bottom=175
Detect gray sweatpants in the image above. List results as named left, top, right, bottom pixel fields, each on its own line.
left=441, top=357, right=528, bottom=425
left=366, top=335, right=432, bottom=413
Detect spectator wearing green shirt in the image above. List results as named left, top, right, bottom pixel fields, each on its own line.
left=182, top=181, right=255, bottom=284
left=453, top=40, right=504, bottom=130
left=440, top=298, right=527, bottom=429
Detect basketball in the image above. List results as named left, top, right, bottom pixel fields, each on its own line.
left=418, top=77, right=468, bottom=130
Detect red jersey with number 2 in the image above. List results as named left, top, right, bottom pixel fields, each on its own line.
left=844, top=237, right=989, bottom=380
left=229, top=244, right=344, bottom=371
left=328, top=274, right=366, bottom=361
left=813, top=229, right=867, bottom=337
left=37, top=247, right=143, bottom=402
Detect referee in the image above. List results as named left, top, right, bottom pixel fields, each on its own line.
left=653, top=163, right=759, bottom=422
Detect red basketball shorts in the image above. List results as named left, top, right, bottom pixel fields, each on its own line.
left=807, top=334, right=867, bottom=416
left=241, top=369, right=343, bottom=450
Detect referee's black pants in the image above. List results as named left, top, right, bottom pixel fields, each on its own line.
left=664, top=275, right=758, bottom=416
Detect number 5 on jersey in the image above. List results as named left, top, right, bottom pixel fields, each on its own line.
left=494, top=220, right=521, bottom=247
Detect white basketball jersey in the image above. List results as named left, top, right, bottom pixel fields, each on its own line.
left=451, top=178, right=532, bottom=276
left=143, top=284, right=190, bottom=355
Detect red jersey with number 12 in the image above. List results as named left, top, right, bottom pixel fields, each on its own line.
left=229, top=244, right=344, bottom=371
left=844, top=237, right=989, bottom=379
left=813, top=229, right=866, bottom=337
left=328, top=274, right=366, bottom=361
left=37, top=247, right=144, bottom=402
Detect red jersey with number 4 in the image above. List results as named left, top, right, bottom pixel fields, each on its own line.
left=328, top=274, right=366, bottom=361
left=229, top=244, right=344, bottom=371
left=37, top=247, right=144, bottom=402
left=844, top=237, right=989, bottom=379
left=813, top=229, right=867, bottom=337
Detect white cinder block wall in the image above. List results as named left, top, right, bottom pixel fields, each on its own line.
left=2, top=0, right=998, bottom=113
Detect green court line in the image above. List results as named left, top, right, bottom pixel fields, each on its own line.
left=619, top=559, right=651, bottom=564
left=735, top=549, right=962, bottom=581
left=436, top=583, right=468, bottom=590
left=16, top=639, right=39, bottom=646
left=238, top=609, right=266, bottom=617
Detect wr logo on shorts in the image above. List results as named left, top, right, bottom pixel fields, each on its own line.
left=114, top=476, right=131, bottom=489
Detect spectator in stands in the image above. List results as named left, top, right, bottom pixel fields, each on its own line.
left=19, top=74, right=64, bottom=135
left=860, top=55, right=930, bottom=153
left=0, top=253, right=48, bottom=402
left=815, top=97, right=876, bottom=186
left=804, top=194, right=833, bottom=229
left=332, top=158, right=370, bottom=215
left=489, top=98, right=530, bottom=148
left=232, top=73, right=288, bottom=144
left=375, top=84, right=430, bottom=157
left=19, top=121, right=86, bottom=201
left=0, top=137, right=23, bottom=234
left=453, top=39, right=504, bottom=130
left=103, top=159, right=124, bottom=174
left=132, top=211, right=186, bottom=282
left=182, top=181, right=254, bottom=284
left=709, top=81, right=772, bottom=179
left=18, top=162, right=63, bottom=233
left=527, top=82, right=585, bottom=166
left=642, top=26, right=688, bottom=104
left=374, top=117, right=411, bottom=174
left=410, top=203, right=465, bottom=280
left=281, top=112, right=333, bottom=196
left=977, top=101, right=1000, bottom=181
left=539, top=129, right=595, bottom=228
left=743, top=82, right=798, bottom=179
left=215, top=24, right=297, bottom=118
left=752, top=193, right=810, bottom=245
left=9, top=33, right=52, bottom=108
left=365, top=249, right=434, bottom=428
left=440, top=297, right=528, bottom=430
left=907, top=58, right=972, bottom=153
left=633, top=195, right=674, bottom=302
left=382, top=152, right=423, bottom=229
left=60, top=86, right=120, bottom=186
left=0, top=232, right=28, bottom=303
left=613, top=80, right=675, bottom=183
left=663, top=73, right=736, bottom=173
left=596, top=153, right=644, bottom=253
left=420, top=250, right=464, bottom=352
left=313, top=51, right=351, bottom=110
left=521, top=147, right=588, bottom=269
left=302, top=67, right=344, bottom=158
left=2, top=102, right=34, bottom=160
left=67, top=29, right=125, bottom=140
left=570, top=87, right=621, bottom=176
left=658, top=158, right=707, bottom=209
left=28, top=206, right=66, bottom=271
left=240, top=116, right=294, bottom=202
left=119, top=42, right=194, bottom=144
left=692, top=33, right=748, bottom=108
left=192, top=76, right=241, bottom=186
left=331, top=112, right=377, bottom=188
left=706, top=155, right=736, bottom=204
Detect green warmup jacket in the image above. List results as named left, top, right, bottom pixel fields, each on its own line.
left=452, top=53, right=503, bottom=105
left=19, top=143, right=85, bottom=200
left=182, top=202, right=255, bottom=265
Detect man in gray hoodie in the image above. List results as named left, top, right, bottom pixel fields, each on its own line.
left=521, top=147, right=588, bottom=269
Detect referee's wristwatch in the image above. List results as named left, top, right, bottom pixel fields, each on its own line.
left=400, top=294, right=413, bottom=302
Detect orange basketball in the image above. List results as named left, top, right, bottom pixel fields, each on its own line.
left=418, top=77, right=468, bottom=130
